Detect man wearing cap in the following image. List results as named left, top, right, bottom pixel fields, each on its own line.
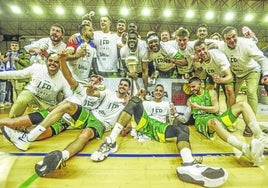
left=0, top=53, right=72, bottom=117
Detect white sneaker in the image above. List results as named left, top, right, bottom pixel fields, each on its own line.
left=176, top=161, right=228, bottom=188
left=242, top=138, right=265, bottom=166
left=258, top=132, right=268, bottom=149
left=1, top=126, right=30, bottom=151
left=91, top=137, right=118, bottom=162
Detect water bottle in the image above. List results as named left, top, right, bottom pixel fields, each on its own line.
left=241, top=26, right=258, bottom=43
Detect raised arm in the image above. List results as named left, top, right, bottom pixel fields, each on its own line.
left=58, top=52, right=78, bottom=90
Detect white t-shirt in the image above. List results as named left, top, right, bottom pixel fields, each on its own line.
left=67, top=44, right=96, bottom=81
left=202, top=49, right=230, bottom=77
left=143, top=100, right=170, bottom=123
left=0, top=64, right=72, bottom=105
left=92, top=90, right=126, bottom=131
left=94, top=31, right=121, bottom=72
left=120, top=41, right=148, bottom=73
left=165, top=40, right=195, bottom=74
left=65, top=84, right=103, bottom=111
left=24, top=38, right=66, bottom=64
left=148, top=42, right=180, bottom=72
left=219, top=37, right=268, bottom=77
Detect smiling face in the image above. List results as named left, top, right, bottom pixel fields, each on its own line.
left=194, top=42, right=210, bottom=62
left=153, top=85, right=165, bottom=102
left=223, top=29, right=238, bottom=49
left=196, top=26, right=208, bottom=40
left=50, top=26, right=64, bottom=43
left=127, top=33, right=138, bottom=51
left=116, top=22, right=126, bottom=34
left=117, top=79, right=131, bottom=95
left=161, top=31, right=170, bottom=42
left=100, top=16, right=112, bottom=32
left=189, top=80, right=202, bottom=95
left=46, top=54, right=60, bottom=75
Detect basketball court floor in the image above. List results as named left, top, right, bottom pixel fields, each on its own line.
left=0, top=93, right=267, bottom=188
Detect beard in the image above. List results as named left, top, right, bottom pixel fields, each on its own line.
left=50, top=35, right=61, bottom=43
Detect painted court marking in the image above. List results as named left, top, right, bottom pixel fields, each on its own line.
left=9, top=151, right=267, bottom=187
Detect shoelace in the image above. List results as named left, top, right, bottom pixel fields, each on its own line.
left=14, top=126, right=30, bottom=133
left=194, top=157, right=203, bottom=164
left=59, top=159, right=66, bottom=169
left=98, top=142, right=113, bottom=152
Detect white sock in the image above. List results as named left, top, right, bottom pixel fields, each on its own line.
left=62, top=150, right=70, bottom=161
left=27, top=125, right=46, bottom=141
left=227, top=135, right=243, bottom=151
left=108, top=123, right=123, bottom=143
left=180, top=148, right=195, bottom=163
left=248, top=121, right=262, bottom=138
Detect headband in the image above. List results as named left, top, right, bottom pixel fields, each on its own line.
left=147, top=35, right=159, bottom=43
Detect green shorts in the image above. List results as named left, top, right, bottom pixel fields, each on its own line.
left=37, top=109, right=69, bottom=135
left=195, top=108, right=237, bottom=139
left=73, top=107, right=106, bottom=138
left=135, top=111, right=168, bottom=142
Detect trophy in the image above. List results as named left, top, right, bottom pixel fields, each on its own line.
left=125, top=55, right=140, bottom=95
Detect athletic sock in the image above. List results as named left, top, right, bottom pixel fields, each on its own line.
left=227, top=135, right=243, bottom=151
left=27, top=125, right=46, bottom=141
left=248, top=121, right=262, bottom=138
left=62, top=150, right=70, bottom=161
left=180, top=148, right=195, bottom=163
left=108, top=123, right=123, bottom=143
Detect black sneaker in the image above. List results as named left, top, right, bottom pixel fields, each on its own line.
left=35, top=150, right=65, bottom=177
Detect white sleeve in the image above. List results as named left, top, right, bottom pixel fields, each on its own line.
left=176, top=106, right=192, bottom=124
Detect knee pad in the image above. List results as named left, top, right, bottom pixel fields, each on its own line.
left=28, top=109, right=49, bottom=125
left=123, top=96, right=142, bottom=115
left=176, top=125, right=190, bottom=143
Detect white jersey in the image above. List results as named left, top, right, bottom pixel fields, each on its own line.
left=148, top=42, right=180, bottom=72
left=94, top=31, right=121, bottom=72
left=24, top=38, right=66, bottom=64
left=120, top=41, right=148, bottom=73
left=202, top=49, right=230, bottom=77
left=0, top=64, right=72, bottom=105
left=219, top=37, right=268, bottom=77
left=92, top=90, right=126, bottom=130
left=65, top=84, right=103, bottom=111
left=67, top=44, right=96, bottom=81
left=143, top=100, right=170, bottom=123
left=165, top=40, right=195, bottom=75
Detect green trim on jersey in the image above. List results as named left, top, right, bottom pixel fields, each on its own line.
left=195, top=108, right=237, bottom=139
left=135, top=110, right=168, bottom=142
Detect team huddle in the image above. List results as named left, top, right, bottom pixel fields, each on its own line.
left=0, top=11, right=268, bottom=187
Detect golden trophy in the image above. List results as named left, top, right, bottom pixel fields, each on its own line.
left=125, top=55, right=140, bottom=95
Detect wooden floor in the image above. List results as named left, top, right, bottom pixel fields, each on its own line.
left=0, top=94, right=268, bottom=188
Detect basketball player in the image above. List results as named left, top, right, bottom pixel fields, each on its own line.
left=91, top=84, right=228, bottom=188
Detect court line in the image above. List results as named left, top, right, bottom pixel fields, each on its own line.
left=18, top=173, right=39, bottom=188
left=7, top=151, right=268, bottom=157
left=14, top=151, right=267, bottom=187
